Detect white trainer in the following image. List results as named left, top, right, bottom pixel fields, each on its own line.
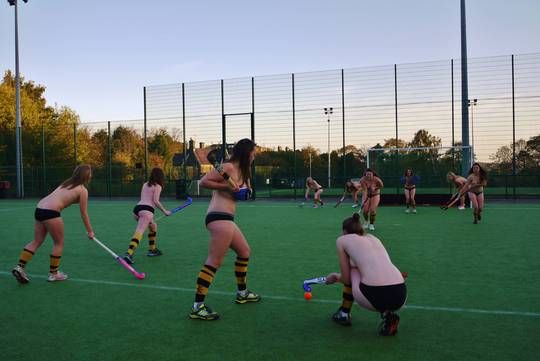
left=47, top=271, right=68, bottom=282
left=405, top=209, right=410, bottom=213
left=458, top=206, right=465, bottom=210
left=412, top=209, right=417, bottom=214
left=368, top=224, right=375, bottom=231
left=12, top=265, right=30, bottom=284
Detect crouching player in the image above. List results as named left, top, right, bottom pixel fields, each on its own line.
left=326, top=213, right=407, bottom=336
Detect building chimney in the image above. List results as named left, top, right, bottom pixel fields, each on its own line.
left=189, top=139, right=195, bottom=150
left=199, top=142, right=205, bottom=149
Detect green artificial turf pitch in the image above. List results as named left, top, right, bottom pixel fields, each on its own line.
left=1, top=199, right=539, bottom=361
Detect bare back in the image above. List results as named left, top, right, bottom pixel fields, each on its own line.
left=337, top=233, right=403, bottom=286
left=37, top=185, right=85, bottom=212
left=138, top=183, right=159, bottom=207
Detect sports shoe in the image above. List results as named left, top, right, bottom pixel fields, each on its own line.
left=312, top=204, right=319, bottom=209
left=123, top=253, right=134, bottom=264
left=458, top=206, right=465, bottom=210
left=189, top=303, right=220, bottom=320
left=235, top=290, right=261, bottom=304
left=147, top=249, right=163, bottom=257
left=47, top=271, right=68, bottom=282
left=12, top=265, right=30, bottom=284
left=368, top=224, right=375, bottom=231
left=362, top=222, right=369, bottom=229
left=405, top=208, right=410, bottom=213
left=332, top=309, right=352, bottom=326
left=412, top=209, right=417, bottom=214
left=352, top=203, right=359, bottom=208
left=378, top=311, right=400, bottom=336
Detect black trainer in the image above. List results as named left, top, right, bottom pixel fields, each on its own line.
left=332, top=309, right=352, bottom=326
left=123, top=253, right=134, bottom=264
left=147, top=249, right=163, bottom=257
left=378, top=311, right=400, bottom=336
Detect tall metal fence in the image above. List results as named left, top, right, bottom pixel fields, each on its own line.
left=1, top=53, right=539, bottom=199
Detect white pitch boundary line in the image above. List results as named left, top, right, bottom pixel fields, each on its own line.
left=1, top=271, right=539, bottom=318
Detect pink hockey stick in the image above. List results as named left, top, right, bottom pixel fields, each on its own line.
left=91, top=237, right=146, bottom=280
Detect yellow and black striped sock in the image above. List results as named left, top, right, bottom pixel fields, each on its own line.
left=195, top=264, right=217, bottom=303
left=18, top=248, right=34, bottom=268
left=127, top=232, right=143, bottom=256
left=369, top=212, right=377, bottom=224
left=148, top=231, right=157, bottom=251
left=340, top=284, right=354, bottom=313
left=235, top=257, right=249, bottom=291
left=49, top=255, right=61, bottom=274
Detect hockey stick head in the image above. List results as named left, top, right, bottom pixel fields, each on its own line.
left=117, top=257, right=146, bottom=280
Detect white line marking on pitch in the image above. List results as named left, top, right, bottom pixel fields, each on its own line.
left=1, top=271, right=539, bottom=318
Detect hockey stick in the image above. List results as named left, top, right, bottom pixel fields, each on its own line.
left=154, top=197, right=193, bottom=221
left=91, top=237, right=146, bottom=280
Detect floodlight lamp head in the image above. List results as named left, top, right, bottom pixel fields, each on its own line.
left=8, top=0, right=16, bottom=6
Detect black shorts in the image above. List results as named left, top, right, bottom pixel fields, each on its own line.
left=133, top=204, right=155, bottom=216
left=34, top=208, right=61, bottom=222
left=359, top=282, right=407, bottom=313
left=205, top=212, right=234, bottom=227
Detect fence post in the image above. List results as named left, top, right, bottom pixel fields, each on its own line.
left=143, top=87, right=148, bottom=179
left=107, top=121, right=112, bottom=199
left=73, top=123, right=77, bottom=166
left=394, top=64, right=399, bottom=195
left=182, top=83, right=186, bottom=181
left=251, top=76, right=256, bottom=199
left=42, top=118, right=46, bottom=194
left=511, top=54, right=516, bottom=199
left=221, top=79, right=226, bottom=160
left=292, top=73, right=297, bottom=199
left=341, top=68, right=346, bottom=182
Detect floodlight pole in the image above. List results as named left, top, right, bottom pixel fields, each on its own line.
left=8, top=0, right=28, bottom=198
left=324, top=107, right=333, bottom=188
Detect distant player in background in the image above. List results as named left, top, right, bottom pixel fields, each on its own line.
left=446, top=171, right=467, bottom=210
left=334, top=180, right=362, bottom=208
left=326, top=213, right=407, bottom=336
left=12, top=164, right=95, bottom=284
left=401, top=168, right=420, bottom=213
left=359, top=169, right=384, bottom=231
left=190, top=138, right=260, bottom=321
left=305, top=177, right=324, bottom=208
left=465, top=163, right=488, bottom=224
left=123, top=167, right=171, bottom=265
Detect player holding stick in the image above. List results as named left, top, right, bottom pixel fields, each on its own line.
left=359, top=169, right=384, bottom=231
left=401, top=168, right=420, bottom=213
left=335, top=180, right=362, bottom=208
left=445, top=171, right=467, bottom=210
left=189, top=138, right=260, bottom=321
left=122, top=168, right=171, bottom=264
left=305, top=177, right=324, bottom=208
left=327, top=213, right=407, bottom=335
left=12, top=164, right=95, bottom=284
left=465, top=163, right=488, bottom=224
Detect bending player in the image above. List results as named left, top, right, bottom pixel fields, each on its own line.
left=401, top=168, right=420, bottom=213
left=359, top=169, right=384, bottom=231
left=190, top=138, right=260, bottom=321
left=326, top=213, right=407, bottom=336
left=465, top=163, right=488, bottom=224
left=12, top=164, right=95, bottom=284
left=445, top=171, right=467, bottom=210
left=123, top=167, right=171, bottom=264
left=335, top=179, right=362, bottom=208
left=305, top=177, right=324, bottom=208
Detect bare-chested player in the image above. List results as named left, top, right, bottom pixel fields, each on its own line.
left=326, top=213, right=407, bottom=336
left=123, top=167, right=171, bottom=264
left=12, top=164, right=95, bottom=284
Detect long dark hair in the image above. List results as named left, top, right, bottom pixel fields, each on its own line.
left=404, top=168, right=413, bottom=177
left=342, top=213, right=365, bottom=236
left=61, top=164, right=92, bottom=189
left=468, top=162, right=487, bottom=183
left=148, top=167, right=165, bottom=187
left=364, top=168, right=379, bottom=178
left=228, top=138, right=256, bottom=184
